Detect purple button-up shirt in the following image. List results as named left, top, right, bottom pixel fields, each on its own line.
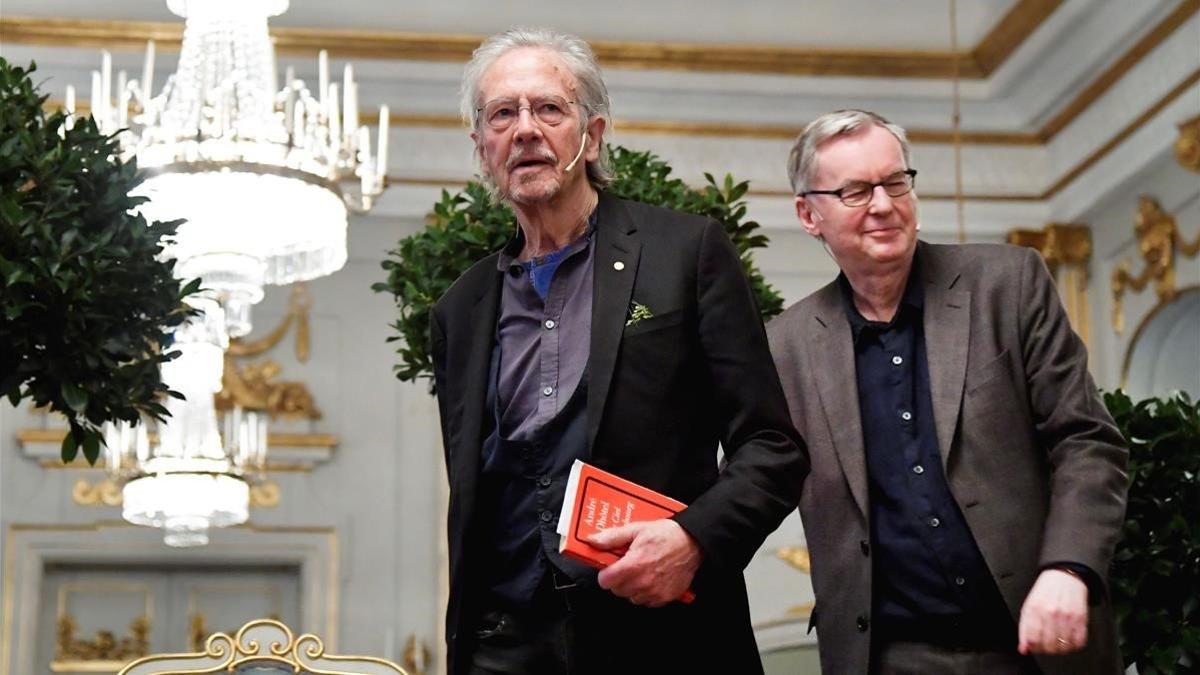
left=494, top=221, right=596, bottom=441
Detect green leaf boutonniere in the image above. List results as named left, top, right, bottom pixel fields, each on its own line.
left=626, top=301, right=654, bottom=327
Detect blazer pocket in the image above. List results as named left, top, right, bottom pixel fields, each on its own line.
left=966, top=348, right=1012, bottom=395
left=622, top=308, right=686, bottom=337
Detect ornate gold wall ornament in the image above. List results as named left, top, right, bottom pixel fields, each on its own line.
left=402, top=634, right=430, bottom=675
left=1111, top=196, right=1200, bottom=334
left=54, top=613, right=149, bottom=663
left=250, top=480, right=282, bottom=507
left=1007, top=223, right=1093, bottom=346
left=1175, top=114, right=1200, bottom=173
left=72, top=478, right=123, bottom=507
left=118, top=618, right=408, bottom=674
left=216, top=284, right=322, bottom=421
left=69, top=478, right=282, bottom=508
left=776, top=546, right=812, bottom=575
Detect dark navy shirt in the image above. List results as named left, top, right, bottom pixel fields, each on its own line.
left=839, top=258, right=1014, bottom=644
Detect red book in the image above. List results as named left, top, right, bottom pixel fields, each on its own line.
left=556, top=460, right=696, bottom=603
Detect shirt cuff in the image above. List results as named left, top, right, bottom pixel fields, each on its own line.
left=1041, top=561, right=1104, bottom=606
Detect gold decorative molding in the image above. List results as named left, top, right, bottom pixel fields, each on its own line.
left=117, top=618, right=407, bottom=675
left=1042, top=67, right=1200, bottom=199
left=1120, top=284, right=1200, bottom=388
left=402, top=634, right=431, bottom=675
left=1175, top=114, right=1200, bottom=173
left=1037, top=0, right=1200, bottom=141
left=0, top=1, right=1063, bottom=79
left=217, top=284, right=321, bottom=420
left=72, top=478, right=123, bottom=507
left=52, top=582, right=153, bottom=672
left=23, top=428, right=337, bottom=473
left=1112, top=195, right=1200, bottom=334
left=43, top=99, right=1044, bottom=146
left=1007, top=223, right=1092, bottom=274
left=70, top=477, right=281, bottom=508
left=54, top=614, right=149, bottom=666
left=776, top=546, right=812, bottom=575
left=3, top=522, right=342, bottom=675
left=1008, top=223, right=1093, bottom=346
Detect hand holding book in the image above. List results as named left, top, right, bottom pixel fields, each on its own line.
left=590, top=520, right=700, bottom=606
left=557, top=460, right=698, bottom=605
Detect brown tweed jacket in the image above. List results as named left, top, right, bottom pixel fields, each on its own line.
left=767, top=241, right=1128, bottom=674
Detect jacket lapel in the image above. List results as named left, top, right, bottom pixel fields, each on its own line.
left=808, top=282, right=871, bottom=519
left=452, top=269, right=502, bottom=503
left=919, top=243, right=971, bottom=473
left=586, top=194, right=641, bottom=454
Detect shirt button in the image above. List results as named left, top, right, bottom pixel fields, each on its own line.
left=540, top=510, right=553, bottom=522
left=912, top=465, right=925, bottom=475
left=929, top=517, right=941, bottom=528
left=892, top=355, right=903, bottom=366
left=955, top=576, right=966, bottom=586
left=542, top=386, right=554, bottom=396
left=538, top=476, right=552, bottom=488
left=856, top=615, right=870, bottom=632
left=544, top=319, right=556, bottom=330
left=900, top=410, right=912, bottom=421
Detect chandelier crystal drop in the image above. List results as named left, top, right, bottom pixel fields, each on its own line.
left=84, top=0, right=384, bottom=545
left=70, top=0, right=389, bottom=338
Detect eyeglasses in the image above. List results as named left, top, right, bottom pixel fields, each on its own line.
left=476, top=95, right=577, bottom=132
left=801, top=169, right=918, bottom=207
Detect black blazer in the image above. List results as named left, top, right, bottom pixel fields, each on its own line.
left=431, top=192, right=807, bottom=674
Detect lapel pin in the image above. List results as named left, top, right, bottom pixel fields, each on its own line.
left=613, top=261, right=625, bottom=271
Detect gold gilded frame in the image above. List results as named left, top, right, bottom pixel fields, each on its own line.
left=0, top=0, right=1069, bottom=79
left=1119, top=284, right=1200, bottom=389
left=117, top=619, right=408, bottom=675
left=2, top=523, right=341, bottom=675
left=51, top=582, right=153, bottom=673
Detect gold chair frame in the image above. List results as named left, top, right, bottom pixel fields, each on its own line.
left=117, top=618, right=409, bottom=675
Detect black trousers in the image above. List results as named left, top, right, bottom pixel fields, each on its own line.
left=464, top=571, right=765, bottom=675
left=466, top=573, right=591, bottom=675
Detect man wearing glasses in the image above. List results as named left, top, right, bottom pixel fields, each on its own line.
left=430, top=28, right=806, bottom=675
left=767, top=109, right=1128, bottom=674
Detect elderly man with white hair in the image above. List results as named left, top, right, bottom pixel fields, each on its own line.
left=429, top=28, right=807, bottom=675
left=767, top=109, right=1128, bottom=675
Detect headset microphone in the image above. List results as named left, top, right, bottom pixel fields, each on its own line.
left=563, top=131, right=588, bottom=173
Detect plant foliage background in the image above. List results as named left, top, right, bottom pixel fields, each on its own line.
left=1105, top=390, right=1199, bottom=674
left=0, top=59, right=198, bottom=463
left=373, top=145, right=783, bottom=384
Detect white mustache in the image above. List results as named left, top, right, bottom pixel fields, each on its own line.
left=506, top=148, right=557, bottom=171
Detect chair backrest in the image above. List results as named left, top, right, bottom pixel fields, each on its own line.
left=118, top=618, right=410, bottom=675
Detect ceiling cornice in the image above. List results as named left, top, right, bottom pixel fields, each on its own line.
left=39, top=0, right=1195, bottom=153
left=1036, top=0, right=1199, bottom=141
left=0, top=0, right=1060, bottom=79
left=37, top=66, right=1199, bottom=202
left=382, top=67, right=1200, bottom=204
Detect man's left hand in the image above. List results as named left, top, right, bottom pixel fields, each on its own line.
left=1018, top=568, right=1089, bottom=655
left=588, top=519, right=701, bottom=607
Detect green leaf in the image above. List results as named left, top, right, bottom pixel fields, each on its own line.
left=60, top=430, right=78, bottom=463
left=81, top=431, right=101, bottom=465
left=61, top=382, right=88, bottom=412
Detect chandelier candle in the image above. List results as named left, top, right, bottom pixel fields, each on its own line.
left=80, top=0, right=389, bottom=547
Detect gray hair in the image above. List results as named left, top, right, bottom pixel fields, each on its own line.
left=786, top=109, right=912, bottom=194
left=460, top=27, right=614, bottom=189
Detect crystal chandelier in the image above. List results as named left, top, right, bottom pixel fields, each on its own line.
left=82, top=0, right=386, bottom=545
